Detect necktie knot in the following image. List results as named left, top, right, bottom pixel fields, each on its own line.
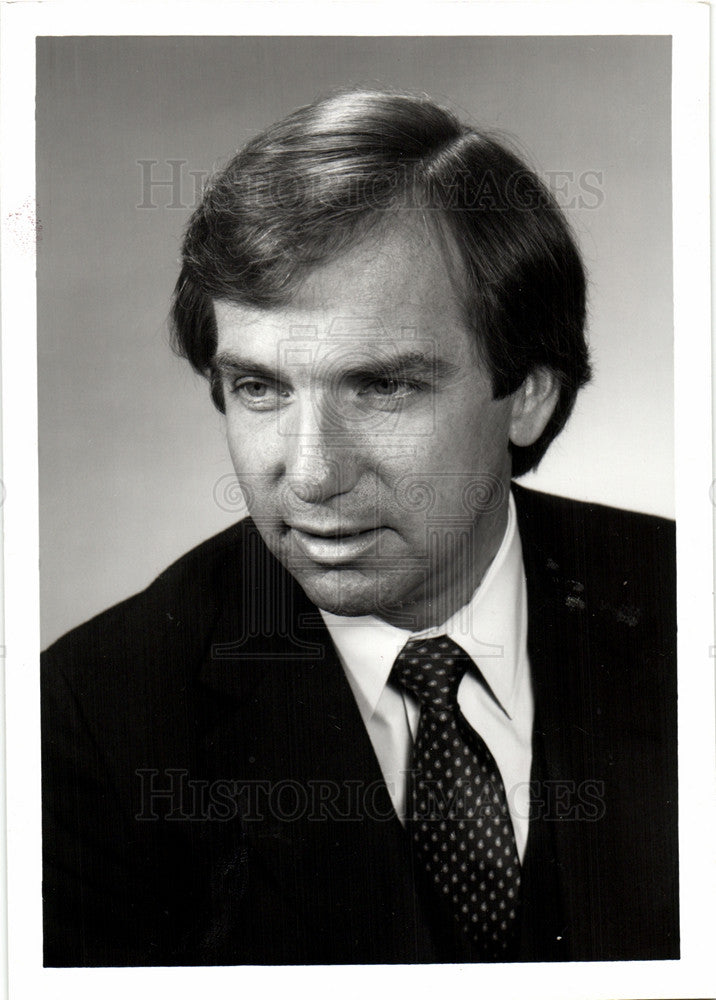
left=390, top=635, right=469, bottom=712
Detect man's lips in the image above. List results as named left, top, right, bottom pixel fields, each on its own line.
left=287, top=524, right=387, bottom=564
left=288, top=523, right=379, bottom=539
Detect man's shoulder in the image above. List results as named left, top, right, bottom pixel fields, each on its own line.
left=512, top=483, right=675, bottom=632
left=512, top=481, right=674, bottom=529
left=43, top=517, right=260, bottom=669
left=512, top=482, right=675, bottom=562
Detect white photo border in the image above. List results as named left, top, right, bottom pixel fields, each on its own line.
left=1, top=3, right=713, bottom=999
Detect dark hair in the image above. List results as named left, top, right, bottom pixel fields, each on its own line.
left=171, top=89, right=591, bottom=476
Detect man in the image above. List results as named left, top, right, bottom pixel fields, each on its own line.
left=41, top=89, right=678, bottom=966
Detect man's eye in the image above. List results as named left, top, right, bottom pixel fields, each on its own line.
left=240, top=380, right=269, bottom=397
left=360, top=377, right=420, bottom=400
left=230, top=379, right=287, bottom=409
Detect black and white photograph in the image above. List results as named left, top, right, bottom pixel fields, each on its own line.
left=1, top=4, right=713, bottom=999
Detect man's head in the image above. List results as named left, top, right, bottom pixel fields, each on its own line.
left=171, top=90, right=591, bottom=627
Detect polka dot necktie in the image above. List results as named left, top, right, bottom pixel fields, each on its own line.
left=390, top=635, right=522, bottom=962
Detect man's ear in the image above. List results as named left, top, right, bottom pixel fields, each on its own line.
left=509, top=368, right=560, bottom=447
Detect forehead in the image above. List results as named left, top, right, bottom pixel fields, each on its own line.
left=213, top=219, right=474, bottom=364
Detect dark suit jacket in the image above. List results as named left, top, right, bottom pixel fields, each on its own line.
left=41, top=485, right=679, bottom=966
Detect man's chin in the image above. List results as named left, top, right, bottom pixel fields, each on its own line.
left=292, top=565, right=418, bottom=622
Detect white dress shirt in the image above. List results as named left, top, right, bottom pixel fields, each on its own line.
left=320, top=492, right=533, bottom=861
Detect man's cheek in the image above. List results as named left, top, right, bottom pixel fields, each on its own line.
left=231, top=470, right=284, bottom=519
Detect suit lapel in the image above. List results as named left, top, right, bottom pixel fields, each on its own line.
left=515, top=484, right=611, bottom=961
left=192, top=520, right=440, bottom=962
left=195, top=523, right=393, bottom=797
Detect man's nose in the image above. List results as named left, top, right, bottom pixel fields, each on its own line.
left=281, top=396, right=360, bottom=504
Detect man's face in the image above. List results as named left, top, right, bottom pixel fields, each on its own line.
left=213, top=222, right=522, bottom=629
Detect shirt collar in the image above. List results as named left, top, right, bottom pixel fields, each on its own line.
left=320, top=491, right=527, bottom=720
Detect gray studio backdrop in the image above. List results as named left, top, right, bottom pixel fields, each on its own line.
left=37, top=35, right=673, bottom=648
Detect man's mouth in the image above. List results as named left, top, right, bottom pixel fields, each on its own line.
left=289, top=523, right=377, bottom=539
left=287, top=524, right=386, bottom=564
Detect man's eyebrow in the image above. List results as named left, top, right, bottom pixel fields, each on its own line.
left=212, top=352, right=283, bottom=381
left=212, top=349, right=462, bottom=381
left=341, top=351, right=462, bottom=381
